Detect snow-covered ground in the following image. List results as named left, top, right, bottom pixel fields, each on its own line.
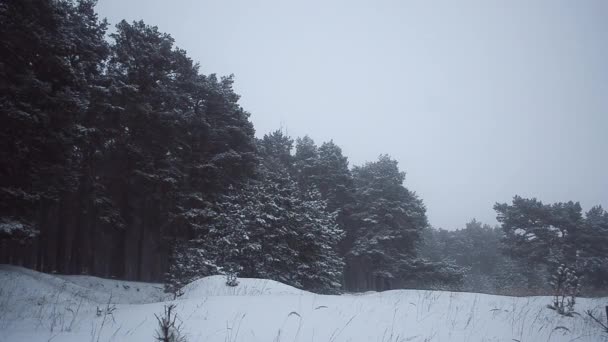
left=0, top=265, right=606, bottom=342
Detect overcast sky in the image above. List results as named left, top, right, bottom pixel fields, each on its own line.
left=96, top=0, right=608, bottom=230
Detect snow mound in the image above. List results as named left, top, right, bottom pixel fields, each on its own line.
left=1, top=265, right=607, bottom=342
left=179, top=275, right=307, bottom=298
left=0, top=264, right=167, bottom=305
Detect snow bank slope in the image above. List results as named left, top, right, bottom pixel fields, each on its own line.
left=180, top=275, right=306, bottom=298
left=1, top=265, right=607, bottom=342
left=0, top=264, right=167, bottom=304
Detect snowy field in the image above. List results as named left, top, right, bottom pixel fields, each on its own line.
left=0, top=265, right=606, bottom=342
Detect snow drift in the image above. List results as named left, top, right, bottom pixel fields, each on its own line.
left=0, top=265, right=607, bottom=342
left=179, top=275, right=307, bottom=298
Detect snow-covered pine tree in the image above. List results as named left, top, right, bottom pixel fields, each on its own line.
left=292, top=188, right=344, bottom=293
left=259, top=132, right=344, bottom=292
left=0, top=0, right=109, bottom=241
left=345, top=155, right=428, bottom=291
left=294, top=136, right=320, bottom=191
left=315, top=141, right=355, bottom=213
left=495, top=197, right=585, bottom=291
left=165, top=131, right=344, bottom=293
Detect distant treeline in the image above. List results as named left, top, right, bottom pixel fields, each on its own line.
left=420, top=203, right=608, bottom=295
left=1, top=0, right=606, bottom=295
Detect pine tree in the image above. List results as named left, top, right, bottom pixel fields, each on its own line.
left=0, top=0, right=109, bottom=241
left=293, top=188, right=344, bottom=292
left=417, top=221, right=519, bottom=293
left=166, top=132, right=344, bottom=294
left=578, top=206, right=608, bottom=290
left=494, top=196, right=584, bottom=289
left=1, top=2, right=257, bottom=280
left=294, top=139, right=355, bottom=258
left=345, top=155, right=428, bottom=291
left=316, top=141, right=354, bottom=213
left=257, top=133, right=344, bottom=292
left=293, top=136, right=320, bottom=191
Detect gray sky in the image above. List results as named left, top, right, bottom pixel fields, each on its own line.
left=96, top=0, right=608, bottom=230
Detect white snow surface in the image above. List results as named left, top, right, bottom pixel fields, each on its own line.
left=180, top=275, right=306, bottom=298
left=1, top=265, right=607, bottom=342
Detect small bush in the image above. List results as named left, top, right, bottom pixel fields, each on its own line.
left=547, top=264, right=580, bottom=316
left=226, top=273, right=239, bottom=287
left=154, top=304, right=186, bottom=342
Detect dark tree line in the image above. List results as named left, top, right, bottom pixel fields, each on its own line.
left=165, top=132, right=442, bottom=293
left=1, top=0, right=435, bottom=292
left=496, top=197, right=608, bottom=293
left=420, top=199, right=608, bottom=295
left=2, top=0, right=606, bottom=295
left=1, top=0, right=256, bottom=281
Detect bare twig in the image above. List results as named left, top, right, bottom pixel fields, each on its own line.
left=585, top=309, right=608, bottom=333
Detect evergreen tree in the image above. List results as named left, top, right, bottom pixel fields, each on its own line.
left=293, top=138, right=356, bottom=258
left=258, top=130, right=293, bottom=170
left=167, top=132, right=343, bottom=294
left=0, top=2, right=256, bottom=280
left=345, top=155, right=428, bottom=291
left=316, top=141, right=355, bottom=213
left=91, top=19, right=256, bottom=280
left=293, top=136, right=320, bottom=191
left=494, top=196, right=584, bottom=290
left=0, top=0, right=109, bottom=240
left=418, top=221, right=515, bottom=293
left=258, top=140, right=345, bottom=293
left=578, top=206, right=608, bottom=290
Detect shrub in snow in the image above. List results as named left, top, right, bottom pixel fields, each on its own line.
left=225, top=272, right=239, bottom=287
left=154, top=304, right=186, bottom=342
left=548, top=264, right=580, bottom=316
left=92, top=295, right=117, bottom=342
